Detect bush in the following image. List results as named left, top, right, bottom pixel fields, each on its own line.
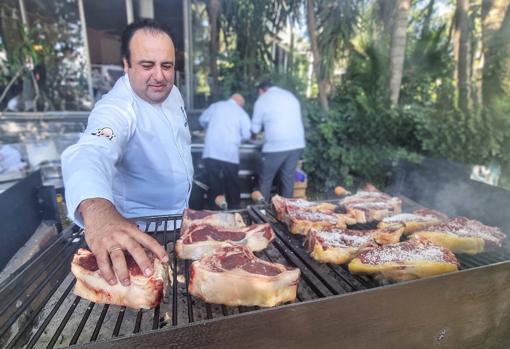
left=303, top=88, right=422, bottom=194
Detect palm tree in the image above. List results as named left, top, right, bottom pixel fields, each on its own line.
left=454, top=0, right=470, bottom=113
left=481, top=0, right=510, bottom=106
left=306, top=0, right=329, bottom=111
left=389, top=0, right=411, bottom=106
left=207, top=0, right=221, bottom=101
left=306, top=0, right=360, bottom=112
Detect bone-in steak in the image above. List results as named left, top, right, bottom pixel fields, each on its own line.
left=181, top=208, right=246, bottom=236
left=175, top=223, right=275, bottom=260
left=189, top=242, right=300, bottom=307
left=71, top=248, right=168, bottom=309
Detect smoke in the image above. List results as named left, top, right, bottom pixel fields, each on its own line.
left=388, top=158, right=510, bottom=239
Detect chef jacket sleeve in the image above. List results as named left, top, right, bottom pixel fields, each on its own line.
left=61, top=102, right=136, bottom=227
left=251, top=99, right=264, bottom=134
left=198, top=104, right=213, bottom=129
left=240, top=111, right=251, bottom=141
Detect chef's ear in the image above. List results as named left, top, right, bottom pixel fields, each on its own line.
left=123, top=58, right=129, bottom=73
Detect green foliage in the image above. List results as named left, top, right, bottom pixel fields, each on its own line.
left=303, top=86, right=422, bottom=194
left=2, top=25, right=48, bottom=81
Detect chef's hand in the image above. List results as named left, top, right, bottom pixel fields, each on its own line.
left=79, top=198, right=169, bottom=286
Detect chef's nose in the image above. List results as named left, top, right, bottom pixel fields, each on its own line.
left=153, top=66, right=164, bottom=81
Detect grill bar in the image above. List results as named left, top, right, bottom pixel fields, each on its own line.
left=90, top=305, right=109, bottom=342
left=2, top=249, right=77, bottom=347
left=0, top=239, right=67, bottom=315
left=112, top=307, right=126, bottom=337
left=47, top=296, right=81, bottom=348
left=24, top=281, right=76, bottom=349
left=133, top=310, right=143, bottom=333
left=171, top=227, right=179, bottom=327
left=69, top=302, right=95, bottom=345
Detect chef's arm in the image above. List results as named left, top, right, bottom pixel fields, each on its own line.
left=61, top=107, right=167, bottom=286
left=79, top=198, right=168, bottom=287
left=251, top=99, right=263, bottom=139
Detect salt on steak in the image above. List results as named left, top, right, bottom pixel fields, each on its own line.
left=305, top=223, right=404, bottom=265
left=378, top=209, right=448, bottom=234
left=175, top=223, right=275, bottom=260
left=339, top=191, right=402, bottom=223
left=286, top=210, right=356, bottom=236
left=410, top=216, right=506, bottom=254
left=271, top=195, right=337, bottom=223
left=271, top=195, right=356, bottom=236
left=188, top=242, right=300, bottom=307
left=181, top=208, right=245, bottom=236
left=71, top=248, right=168, bottom=309
left=348, top=238, right=459, bottom=281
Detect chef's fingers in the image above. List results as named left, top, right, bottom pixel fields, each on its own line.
left=95, top=249, right=117, bottom=285
left=121, top=235, right=154, bottom=277
left=129, top=228, right=169, bottom=263
left=109, top=248, right=130, bottom=286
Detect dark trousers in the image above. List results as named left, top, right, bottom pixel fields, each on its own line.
left=203, top=158, right=241, bottom=209
left=259, top=148, right=303, bottom=200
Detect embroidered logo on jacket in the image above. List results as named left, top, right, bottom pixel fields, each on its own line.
left=92, top=127, right=116, bottom=140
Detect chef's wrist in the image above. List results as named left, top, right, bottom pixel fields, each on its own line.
left=79, top=198, right=117, bottom=225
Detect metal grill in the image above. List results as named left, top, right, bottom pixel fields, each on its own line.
left=1, top=204, right=509, bottom=348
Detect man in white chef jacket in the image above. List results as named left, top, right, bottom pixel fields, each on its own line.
left=199, top=94, right=251, bottom=209
left=61, top=20, right=193, bottom=287
left=251, top=80, right=305, bottom=200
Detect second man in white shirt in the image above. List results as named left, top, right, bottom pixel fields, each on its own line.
left=199, top=94, right=251, bottom=209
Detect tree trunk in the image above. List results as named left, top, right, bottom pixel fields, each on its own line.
left=421, top=0, right=436, bottom=37
left=454, top=0, right=471, bottom=114
left=207, top=0, right=221, bottom=101
left=389, top=0, right=411, bottom=105
left=306, top=0, right=329, bottom=112
left=482, top=0, right=510, bottom=106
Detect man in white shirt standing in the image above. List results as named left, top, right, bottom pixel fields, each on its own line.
left=251, top=80, right=305, bottom=200
left=199, top=94, right=251, bottom=209
left=61, top=20, right=193, bottom=287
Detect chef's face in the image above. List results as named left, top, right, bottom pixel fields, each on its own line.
left=123, top=29, right=175, bottom=104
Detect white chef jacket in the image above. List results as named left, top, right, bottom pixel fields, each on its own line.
left=199, top=99, right=251, bottom=164
left=61, top=75, right=194, bottom=227
left=251, top=86, right=305, bottom=153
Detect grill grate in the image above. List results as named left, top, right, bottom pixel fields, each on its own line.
left=1, top=205, right=509, bottom=348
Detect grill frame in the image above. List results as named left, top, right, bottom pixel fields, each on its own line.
left=1, top=202, right=510, bottom=348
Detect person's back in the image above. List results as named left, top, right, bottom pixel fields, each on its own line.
left=201, top=99, right=250, bottom=163
left=251, top=82, right=305, bottom=201
left=199, top=94, right=250, bottom=209
left=252, top=86, right=305, bottom=153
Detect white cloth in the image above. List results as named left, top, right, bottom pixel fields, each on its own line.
left=61, top=75, right=194, bottom=227
left=0, top=145, right=26, bottom=172
left=251, top=86, right=305, bottom=153
left=199, top=99, right=251, bottom=164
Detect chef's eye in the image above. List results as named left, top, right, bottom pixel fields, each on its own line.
left=141, top=64, right=153, bottom=70
left=162, top=64, right=173, bottom=70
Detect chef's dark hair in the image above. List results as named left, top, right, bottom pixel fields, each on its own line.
left=121, top=19, right=173, bottom=67
left=257, top=80, right=273, bottom=91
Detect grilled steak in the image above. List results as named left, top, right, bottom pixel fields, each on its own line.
left=175, top=223, right=275, bottom=260
left=71, top=248, right=168, bottom=309
left=339, top=191, right=402, bottom=223
left=306, top=223, right=404, bottom=264
left=349, top=238, right=459, bottom=281
left=378, top=208, right=448, bottom=234
left=189, top=242, right=300, bottom=307
left=181, top=208, right=245, bottom=236
left=271, top=195, right=337, bottom=223
left=272, top=195, right=355, bottom=236
left=410, top=216, right=506, bottom=254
